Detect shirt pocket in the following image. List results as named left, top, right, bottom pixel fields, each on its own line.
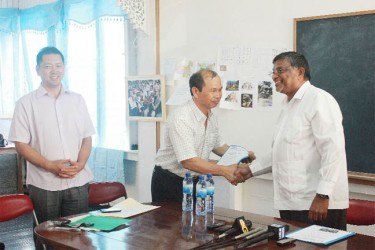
left=277, top=160, right=307, bottom=195
left=284, top=116, right=310, bottom=143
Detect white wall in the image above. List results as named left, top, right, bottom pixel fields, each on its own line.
left=153, top=0, right=375, bottom=236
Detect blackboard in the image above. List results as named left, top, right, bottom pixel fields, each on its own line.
left=294, top=11, right=375, bottom=180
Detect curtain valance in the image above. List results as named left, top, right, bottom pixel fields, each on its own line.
left=0, top=0, right=127, bottom=33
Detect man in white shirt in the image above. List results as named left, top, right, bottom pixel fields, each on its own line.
left=152, top=69, right=254, bottom=202
left=8, top=47, right=95, bottom=224
left=235, top=51, right=349, bottom=230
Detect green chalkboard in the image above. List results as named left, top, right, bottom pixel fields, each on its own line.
left=295, top=11, right=375, bottom=179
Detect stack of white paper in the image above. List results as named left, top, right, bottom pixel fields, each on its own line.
left=95, top=198, right=160, bottom=218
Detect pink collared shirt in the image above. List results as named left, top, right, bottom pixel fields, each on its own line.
left=9, top=85, right=96, bottom=191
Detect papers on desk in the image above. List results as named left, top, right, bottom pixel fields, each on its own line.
left=62, top=198, right=159, bottom=232
left=95, top=198, right=160, bottom=218
left=217, top=145, right=249, bottom=165
left=286, top=225, right=356, bottom=245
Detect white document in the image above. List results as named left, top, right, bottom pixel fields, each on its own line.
left=95, top=198, right=160, bottom=218
left=286, top=225, right=356, bottom=245
left=217, top=145, right=249, bottom=165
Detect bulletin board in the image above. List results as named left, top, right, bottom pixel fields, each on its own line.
left=294, top=10, right=375, bottom=183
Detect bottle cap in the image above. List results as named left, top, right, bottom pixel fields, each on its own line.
left=199, top=175, right=204, bottom=180
left=185, top=172, right=191, bottom=177
left=207, top=173, right=212, bottom=178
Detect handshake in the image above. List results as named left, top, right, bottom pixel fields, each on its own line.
left=228, top=151, right=256, bottom=186
left=232, top=163, right=253, bottom=185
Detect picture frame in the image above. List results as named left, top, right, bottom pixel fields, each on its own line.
left=126, top=75, right=166, bottom=121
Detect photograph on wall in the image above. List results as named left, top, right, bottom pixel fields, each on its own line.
left=126, top=75, right=166, bottom=121
left=241, top=94, right=253, bottom=108
left=258, top=80, right=273, bottom=107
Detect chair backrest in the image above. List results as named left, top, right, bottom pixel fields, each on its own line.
left=0, top=194, right=34, bottom=222
left=88, top=182, right=127, bottom=206
left=0, top=194, right=36, bottom=249
left=347, top=198, right=375, bottom=225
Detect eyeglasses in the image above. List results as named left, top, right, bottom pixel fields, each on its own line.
left=268, top=66, right=292, bottom=77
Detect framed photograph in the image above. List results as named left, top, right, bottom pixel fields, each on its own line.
left=126, top=75, right=166, bottom=121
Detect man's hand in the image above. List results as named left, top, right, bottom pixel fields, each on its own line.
left=59, top=160, right=84, bottom=178
left=222, top=164, right=238, bottom=185
left=247, top=151, right=256, bottom=163
left=234, top=164, right=253, bottom=184
left=308, top=194, right=329, bottom=222
left=45, top=159, right=71, bottom=175
left=239, top=151, right=256, bottom=164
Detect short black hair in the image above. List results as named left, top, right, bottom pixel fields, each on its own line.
left=36, top=46, right=65, bottom=65
left=189, top=69, right=218, bottom=96
left=273, top=51, right=310, bottom=80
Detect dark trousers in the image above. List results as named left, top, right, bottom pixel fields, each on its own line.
left=28, top=183, right=89, bottom=224
left=29, top=183, right=89, bottom=249
left=151, top=165, right=198, bottom=203
left=280, top=209, right=347, bottom=230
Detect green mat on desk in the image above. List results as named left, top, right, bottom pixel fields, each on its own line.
left=67, top=215, right=130, bottom=232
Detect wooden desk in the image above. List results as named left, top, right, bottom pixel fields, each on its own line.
left=35, top=202, right=375, bottom=250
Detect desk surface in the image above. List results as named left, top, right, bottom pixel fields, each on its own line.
left=35, top=202, right=374, bottom=250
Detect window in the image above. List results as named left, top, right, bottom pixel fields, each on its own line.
left=66, top=18, right=133, bottom=149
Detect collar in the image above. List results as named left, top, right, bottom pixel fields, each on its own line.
left=36, top=84, right=69, bottom=99
left=282, top=81, right=311, bottom=105
left=292, top=80, right=310, bottom=100
left=188, top=99, right=213, bottom=122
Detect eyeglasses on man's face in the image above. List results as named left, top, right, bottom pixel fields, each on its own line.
left=268, top=66, right=292, bottom=77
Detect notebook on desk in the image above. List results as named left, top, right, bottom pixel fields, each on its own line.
left=286, top=225, right=356, bottom=245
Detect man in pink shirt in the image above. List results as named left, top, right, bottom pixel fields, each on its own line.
left=9, top=47, right=95, bottom=224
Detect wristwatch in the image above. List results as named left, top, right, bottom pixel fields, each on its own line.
left=316, top=193, right=329, bottom=199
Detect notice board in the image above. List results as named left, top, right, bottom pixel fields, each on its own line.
left=294, top=11, right=375, bottom=182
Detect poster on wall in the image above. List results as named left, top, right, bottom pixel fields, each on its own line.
left=217, top=46, right=284, bottom=110
left=126, top=75, right=166, bottom=121
left=166, top=59, right=217, bottom=106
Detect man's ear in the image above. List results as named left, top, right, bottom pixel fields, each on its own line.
left=192, top=86, right=199, bottom=98
left=35, top=65, right=40, bottom=75
left=297, top=67, right=305, bottom=79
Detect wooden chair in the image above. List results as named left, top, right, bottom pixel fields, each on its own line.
left=88, top=182, right=127, bottom=210
left=0, top=194, right=38, bottom=249
left=347, top=198, right=375, bottom=225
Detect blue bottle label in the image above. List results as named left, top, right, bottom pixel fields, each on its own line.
left=207, top=187, right=214, bottom=195
left=183, top=184, right=193, bottom=194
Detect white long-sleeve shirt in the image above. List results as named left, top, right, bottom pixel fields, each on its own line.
left=250, top=81, right=349, bottom=210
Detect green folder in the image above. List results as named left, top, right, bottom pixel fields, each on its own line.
left=67, top=214, right=130, bottom=232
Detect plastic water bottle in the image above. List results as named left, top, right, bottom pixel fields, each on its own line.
left=206, top=173, right=215, bottom=213
left=181, top=211, right=193, bottom=240
left=194, top=212, right=207, bottom=241
left=182, top=172, right=193, bottom=211
left=195, top=175, right=207, bottom=216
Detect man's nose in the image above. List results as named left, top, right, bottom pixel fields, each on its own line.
left=272, top=74, right=278, bottom=82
